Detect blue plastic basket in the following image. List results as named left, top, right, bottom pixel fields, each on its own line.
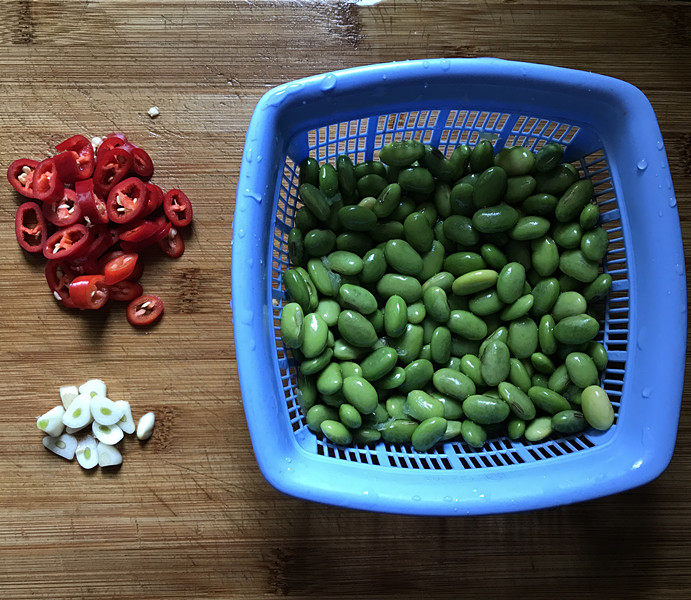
left=232, top=58, right=686, bottom=515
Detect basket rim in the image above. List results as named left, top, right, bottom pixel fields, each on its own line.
left=231, top=58, right=686, bottom=515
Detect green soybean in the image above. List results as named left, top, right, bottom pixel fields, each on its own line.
left=531, top=352, right=555, bottom=375
left=317, top=362, right=342, bottom=395
left=507, top=418, right=526, bottom=440
left=509, top=358, right=532, bottom=393
left=419, top=241, right=446, bottom=281
left=547, top=364, right=570, bottom=394
left=507, top=317, right=538, bottom=359
left=406, top=302, right=426, bottom=324
left=551, top=410, right=587, bottom=434
left=579, top=203, right=600, bottom=230
left=379, top=139, right=426, bottom=167
left=498, top=381, right=536, bottom=420
left=377, top=274, right=422, bottom=304
left=386, top=395, right=407, bottom=419
left=525, top=416, right=553, bottom=442
left=449, top=182, right=475, bottom=216
left=412, top=417, right=448, bottom=451
left=583, top=273, right=612, bottom=303
left=299, top=183, right=330, bottom=221
left=380, top=419, right=418, bottom=443
left=432, top=368, right=476, bottom=401
left=443, top=215, right=480, bottom=247
left=565, top=352, right=599, bottom=387
left=468, top=289, right=504, bottom=316
left=510, top=216, right=551, bottom=241
left=321, top=420, right=352, bottom=445
left=531, top=237, right=559, bottom=277
left=452, top=269, right=498, bottom=296
left=462, top=394, right=510, bottom=425
left=555, top=180, right=594, bottom=223
left=496, top=262, right=525, bottom=304
left=472, top=204, right=519, bottom=233
left=333, top=339, right=366, bottom=361
left=581, top=385, right=614, bottom=430
left=342, top=376, right=378, bottom=414
left=405, top=390, right=444, bottom=421
left=376, top=366, right=406, bottom=390
left=588, top=341, right=608, bottom=372
left=505, top=176, right=537, bottom=204
left=481, top=340, right=510, bottom=386
left=393, top=324, right=424, bottom=365
left=357, top=173, right=388, bottom=199
left=361, top=346, right=398, bottom=381
left=280, top=303, right=304, bottom=349
left=473, top=166, right=507, bottom=208
left=399, top=167, right=435, bottom=196
left=460, top=354, right=484, bottom=386
left=554, top=314, right=599, bottom=344
left=530, top=277, right=560, bottom=317
left=522, top=193, right=558, bottom=218
left=470, top=140, right=495, bottom=173
left=528, top=386, right=571, bottom=414
left=581, top=227, right=609, bottom=261
left=430, top=326, right=452, bottom=364
left=500, top=294, right=534, bottom=321
left=327, top=251, right=363, bottom=276
left=559, top=250, right=599, bottom=283
left=399, top=359, right=434, bottom=394
left=337, top=310, right=378, bottom=347
left=538, top=315, right=557, bottom=355
left=383, top=295, right=407, bottom=338
left=534, top=142, right=564, bottom=173
left=480, top=244, right=508, bottom=270
left=535, top=164, right=578, bottom=195
left=461, top=419, right=487, bottom=447
left=384, top=239, right=423, bottom=275
left=306, top=404, right=338, bottom=432
left=448, top=310, right=487, bottom=340
left=553, top=222, right=583, bottom=249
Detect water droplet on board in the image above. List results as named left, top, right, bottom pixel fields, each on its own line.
left=320, top=73, right=337, bottom=92
left=657, top=140, right=664, bottom=150
left=636, top=158, right=647, bottom=171
left=642, top=387, right=651, bottom=398
left=669, top=196, right=677, bottom=207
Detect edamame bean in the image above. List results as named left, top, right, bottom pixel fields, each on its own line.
left=407, top=302, right=427, bottom=324
left=299, top=183, right=330, bottom=221
left=336, top=232, right=371, bottom=254
left=380, top=419, right=418, bottom=443
left=554, top=314, right=599, bottom=344
left=462, top=395, right=510, bottom=425
left=399, top=167, right=435, bottom=196
left=494, top=146, right=535, bottom=176
left=530, top=352, right=555, bottom=375
left=468, top=289, right=504, bottom=316
left=588, top=341, right=608, bottom=372
left=559, top=250, right=599, bottom=282
left=449, top=182, right=475, bottom=216
left=583, top=273, right=612, bottom=303
left=534, top=164, right=578, bottom=195
left=335, top=155, right=358, bottom=203
left=509, top=358, right=532, bottom=393
left=459, top=354, right=484, bottom=386
left=376, top=366, right=406, bottom=390
left=298, top=158, right=321, bottom=190
left=580, top=227, right=609, bottom=261
left=338, top=284, right=377, bottom=315
left=497, top=262, right=525, bottom=304
left=326, top=251, right=363, bottom=276
left=579, top=203, right=599, bottom=230
left=306, top=404, right=338, bottom=432
left=452, top=269, right=498, bottom=295
left=316, top=299, right=341, bottom=326
left=288, top=228, right=305, bottom=266
left=532, top=373, right=549, bottom=388
left=321, top=420, right=352, bottom=445
left=337, top=310, right=378, bottom=347
left=461, top=419, right=487, bottom=447
left=443, top=215, right=480, bottom=247
left=384, top=239, right=423, bottom=275
left=361, top=346, right=398, bottom=381
left=300, top=347, right=333, bottom=375
left=507, top=317, right=538, bottom=359
left=393, top=324, right=424, bottom=364
left=480, top=243, right=508, bottom=270
left=531, top=236, right=559, bottom=277
left=386, top=395, right=407, bottom=419
left=430, top=327, right=452, bottom=364
left=353, top=426, right=381, bottom=445
left=384, top=295, right=407, bottom=337
left=470, top=140, right=494, bottom=172
left=553, top=222, right=583, bottom=249
left=510, top=216, right=551, bottom=241
left=333, top=339, right=366, bottom=361
left=377, top=274, right=422, bottom=303
left=499, top=294, right=534, bottom=321
left=338, top=205, right=377, bottom=232
left=337, top=404, right=361, bottom=430
left=379, top=139, right=426, bottom=167
left=360, top=248, right=386, bottom=284
left=317, top=362, right=342, bottom=395
left=505, top=176, right=537, bottom=204
left=525, top=416, right=553, bottom=442
left=432, top=368, right=476, bottom=401
left=418, top=241, right=445, bottom=281
left=400, top=359, right=434, bottom=394
left=555, top=180, right=594, bottom=223
left=551, top=410, right=587, bottom=434
left=340, top=362, right=362, bottom=379
left=318, top=163, right=339, bottom=198
left=301, top=313, right=328, bottom=358
left=307, top=258, right=340, bottom=297
left=443, top=420, right=463, bottom=441
left=444, top=252, right=486, bottom=277
left=481, top=340, right=510, bottom=386
left=472, top=204, right=519, bottom=233
left=282, top=268, right=311, bottom=311
left=534, top=142, right=564, bottom=173
left=448, top=310, right=487, bottom=340
left=528, top=386, right=571, bottom=414
left=297, top=373, right=317, bottom=412
left=530, top=277, right=560, bottom=317
left=552, top=291, right=587, bottom=321
left=581, top=385, right=614, bottom=430
left=565, top=352, right=599, bottom=387
left=522, top=193, right=558, bottom=217
left=507, top=418, right=526, bottom=440
left=342, top=376, right=378, bottom=414
left=498, top=382, right=536, bottom=420
left=547, top=364, right=570, bottom=393
left=405, top=390, right=444, bottom=421
left=412, top=417, right=448, bottom=451
left=280, top=303, right=304, bottom=349
left=357, top=173, right=388, bottom=198
left=473, top=166, right=507, bottom=208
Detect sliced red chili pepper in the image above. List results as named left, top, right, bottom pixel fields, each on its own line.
left=51, top=151, right=79, bottom=184
left=119, top=218, right=171, bottom=253
left=127, top=294, right=163, bottom=326
left=109, top=280, right=143, bottom=302
left=118, top=219, right=160, bottom=243
left=141, top=183, right=163, bottom=217
left=93, top=148, right=132, bottom=197
left=106, top=177, right=147, bottom=224
left=43, top=224, right=90, bottom=260
left=130, top=148, right=154, bottom=178
left=45, top=261, right=78, bottom=308
left=103, top=253, right=138, bottom=285
left=32, top=158, right=64, bottom=203
left=97, top=135, right=129, bottom=158
left=69, top=275, right=110, bottom=310
left=56, top=135, right=95, bottom=179
left=163, top=189, right=193, bottom=227
left=157, top=225, right=185, bottom=258
left=42, top=189, right=82, bottom=227
left=72, top=224, right=118, bottom=263
left=15, top=202, right=48, bottom=253
left=97, top=249, right=143, bottom=281
left=7, top=159, right=38, bottom=197
left=75, top=178, right=109, bottom=225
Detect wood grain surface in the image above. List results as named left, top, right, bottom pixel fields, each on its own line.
left=0, top=1, right=689, bottom=598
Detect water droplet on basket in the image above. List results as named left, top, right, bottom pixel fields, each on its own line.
left=382, top=74, right=387, bottom=81
left=443, top=495, right=452, bottom=502
left=440, top=60, right=450, bottom=71
left=320, top=73, right=337, bottom=92
left=267, top=90, right=287, bottom=107
left=412, top=494, right=421, bottom=501
left=246, top=148, right=253, bottom=163
left=256, top=154, right=263, bottom=163
left=285, top=457, right=292, bottom=463
left=642, top=387, right=651, bottom=398
left=238, top=307, right=253, bottom=325
left=422, top=60, right=430, bottom=69
left=667, top=179, right=672, bottom=189
left=676, top=263, right=684, bottom=275
left=657, top=140, right=664, bottom=150
left=236, top=228, right=246, bottom=239
left=658, top=210, right=663, bottom=217
left=669, top=196, right=677, bottom=207
left=636, top=158, right=647, bottom=171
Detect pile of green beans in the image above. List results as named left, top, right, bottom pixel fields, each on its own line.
left=281, top=138, right=615, bottom=451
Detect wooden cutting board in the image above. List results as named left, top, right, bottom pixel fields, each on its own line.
left=0, top=1, right=689, bottom=598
